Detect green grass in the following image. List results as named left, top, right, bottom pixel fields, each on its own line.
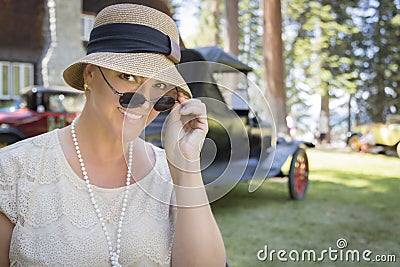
left=211, top=149, right=400, bottom=266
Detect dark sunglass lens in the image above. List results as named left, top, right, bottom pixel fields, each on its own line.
left=154, top=96, right=176, bottom=112
left=120, top=93, right=146, bottom=108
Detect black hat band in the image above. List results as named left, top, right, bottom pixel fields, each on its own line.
left=87, top=23, right=181, bottom=63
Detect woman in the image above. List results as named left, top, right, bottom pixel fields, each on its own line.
left=0, top=4, right=226, bottom=266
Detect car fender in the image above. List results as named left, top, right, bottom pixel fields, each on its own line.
left=0, top=124, right=26, bottom=139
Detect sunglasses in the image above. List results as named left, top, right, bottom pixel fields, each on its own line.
left=98, top=67, right=178, bottom=112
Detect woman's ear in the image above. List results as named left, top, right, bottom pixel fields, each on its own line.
left=83, top=64, right=96, bottom=85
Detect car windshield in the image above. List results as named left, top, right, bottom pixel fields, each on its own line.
left=0, top=98, right=24, bottom=112
left=212, top=72, right=249, bottom=110
left=48, top=93, right=85, bottom=113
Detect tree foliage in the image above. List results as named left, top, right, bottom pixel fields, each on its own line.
left=351, top=0, right=400, bottom=123
left=183, top=0, right=224, bottom=47
left=177, top=0, right=263, bottom=81
left=177, top=0, right=399, bottom=134
left=237, top=0, right=263, bottom=83
left=283, top=0, right=360, bottom=138
left=283, top=0, right=400, bottom=129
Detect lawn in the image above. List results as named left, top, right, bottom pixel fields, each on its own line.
left=211, top=148, right=400, bottom=267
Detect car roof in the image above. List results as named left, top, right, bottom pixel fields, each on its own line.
left=21, top=85, right=83, bottom=94
left=194, top=46, right=253, bottom=73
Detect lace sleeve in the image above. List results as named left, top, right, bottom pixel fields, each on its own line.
left=0, top=145, right=23, bottom=224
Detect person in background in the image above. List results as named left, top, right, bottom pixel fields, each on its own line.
left=359, top=128, right=376, bottom=153
left=318, top=110, right=329, bottom=145
left=286, top=112, right=297, bottom=138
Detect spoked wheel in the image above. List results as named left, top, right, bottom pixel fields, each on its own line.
left=288, top=148, right=309, bottom=200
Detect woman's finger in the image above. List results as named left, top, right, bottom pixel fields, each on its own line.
left=179, top=101, right=206, bottom=116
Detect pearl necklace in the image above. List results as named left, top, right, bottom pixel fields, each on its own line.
left=71, top=117, right=132, bottom=267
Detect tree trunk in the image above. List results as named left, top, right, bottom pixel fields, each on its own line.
left=210, top=0, right=220, bottom=45
left=321, top=95, right=330, bottom=143
left=224, top=0, right=239, bottom=56
left=347, top=93, right=352, bottom=133
left=223, top=0, right=240, bottom=111
left=262, top=0, right=287, bottom=134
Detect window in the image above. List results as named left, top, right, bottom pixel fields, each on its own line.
left=81, top=14, right=95, bottom=41
left=1, top=63, right=10, bottom=97
left=0, top=62, right=34, bottom=99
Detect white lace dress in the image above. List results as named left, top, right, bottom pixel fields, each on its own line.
left=0, top=130, right=177, bottom=267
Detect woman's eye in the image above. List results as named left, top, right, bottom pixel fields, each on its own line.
left=120, top=73, right=137, bottom=82
left=153, top=83, right=167, bottom=90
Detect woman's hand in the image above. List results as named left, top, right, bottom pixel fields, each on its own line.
left=164, top=93, right=208, bottom=171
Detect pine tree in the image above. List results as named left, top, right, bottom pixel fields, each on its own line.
left=283, top=0, right=359, bottom=139
left=351, top=0, right=400, bottom=123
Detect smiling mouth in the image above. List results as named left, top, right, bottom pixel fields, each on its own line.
left=118, top=107, right=143, bottom=120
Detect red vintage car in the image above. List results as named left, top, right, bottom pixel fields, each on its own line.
left=0, top=86, right=85, bottom=147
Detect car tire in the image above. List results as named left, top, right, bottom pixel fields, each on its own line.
left=0, top=134, right=20, bottom=148
left=288, top=148, right=309, bottom=200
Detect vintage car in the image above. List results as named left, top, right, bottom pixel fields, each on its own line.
left=0, top=86, right=85, bottom=147
left=143, top=47, right=310, bottom=200
left=347, top=114, right=400, bottom=157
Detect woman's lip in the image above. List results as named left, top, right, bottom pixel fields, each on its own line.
left=118, top=107, right=143, bottom=120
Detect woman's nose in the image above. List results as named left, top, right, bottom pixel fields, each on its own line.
left=140, top=98, right=151, bottom=110
left=136, top=83, right=152, bottom=110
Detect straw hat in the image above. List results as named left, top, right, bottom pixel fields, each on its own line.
left=63, top=4, right=192, bottom=97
